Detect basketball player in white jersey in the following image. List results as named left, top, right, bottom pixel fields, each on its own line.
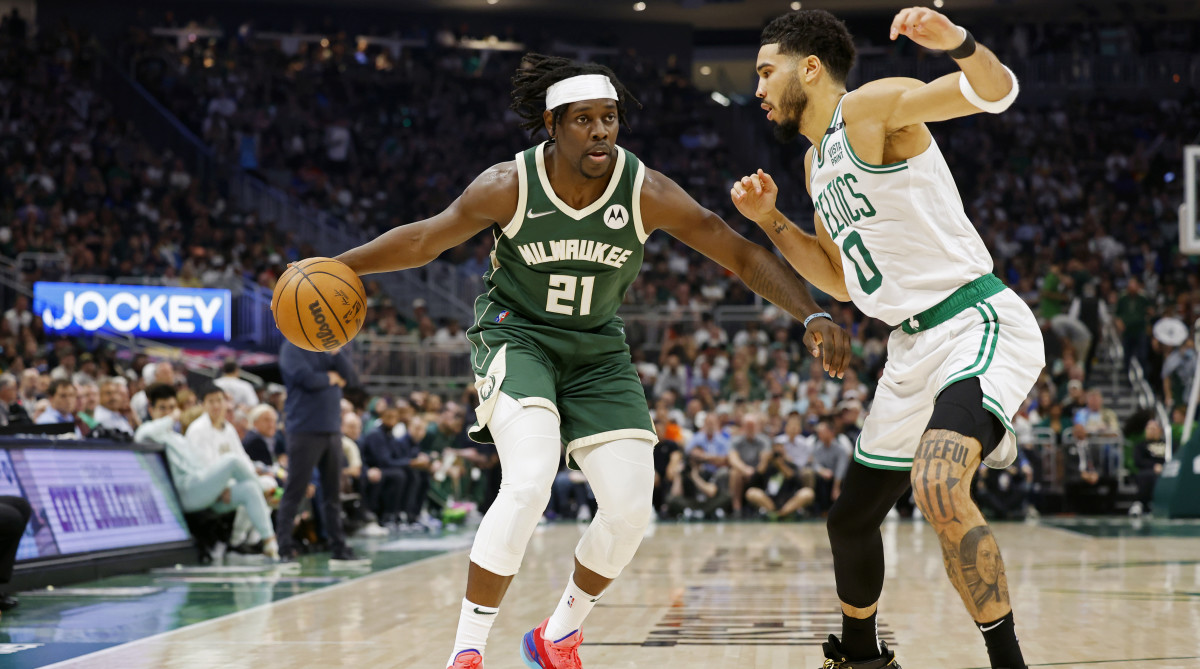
left=731, top=8, right=1043, bottom=669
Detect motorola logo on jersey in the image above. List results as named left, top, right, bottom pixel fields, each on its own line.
left=603, top=204, right=629, bottom=229
left=34, top=282, right=232, bottom=341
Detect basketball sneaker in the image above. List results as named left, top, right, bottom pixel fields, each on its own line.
left=447, top=649, right=483, bottom=668
left=819, top=635, right=901, bottom=668
left=520, top=618, right=583, bottom=668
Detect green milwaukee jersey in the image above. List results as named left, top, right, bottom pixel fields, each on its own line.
left=479, top=141, right=648, bottom=331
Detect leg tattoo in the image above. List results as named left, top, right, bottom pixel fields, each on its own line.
left=913, top=429, right=1013, bottom=622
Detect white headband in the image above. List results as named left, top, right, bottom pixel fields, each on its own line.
left=545, top=74, right=618, bottom=110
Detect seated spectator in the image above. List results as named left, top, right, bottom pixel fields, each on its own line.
left=136, top=383, right=281, bottom=560
left=974, top=451, right=1034, bottom=521
left=341, top=412, right=385, bottom=536
left=652, top=415, right=684, bottom=516
left=810, top=421, right=851, bottom=512
left=1130, top=419, right=1168, bottom=516
left=362, top=407, right=429, bottom=526
left=663, top=447, right=730, bottom=520
left=696, top=414, right=729, bottom=481
left=550, top=453, right=593, bottom=521
left=242, top=404, right=285, bottom=472
left=215, top=358, right=260, bottom=410
left=188, top=387, right=277, bottom=495
left=75, top=380, right=100, bottom=431
left=93, top=377, right=137, bottom=436
left=34, top=378, right=83, bottom=437
left=728, top=413, right=771, bottom=517
left=1063, top=423, right=1114, bottom=514
left=1073, top=390, right=1120, bottom=436
left=0, top=373, right=32, bottom=427
left=745, top=435, right=815, bottom=520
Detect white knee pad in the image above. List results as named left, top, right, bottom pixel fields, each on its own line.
left=469, top=393, right=561, bottom=577
left=572, top=438, right=655, bottom=579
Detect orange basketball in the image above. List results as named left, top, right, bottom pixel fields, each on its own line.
left=271, top=257, right=366, bottom=352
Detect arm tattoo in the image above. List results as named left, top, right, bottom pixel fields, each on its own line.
left=772, top=219, right=787, bottom=235
left=740, top=249, right=821, bottom=321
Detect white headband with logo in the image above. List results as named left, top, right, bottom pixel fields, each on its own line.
left=545, top=74, right=618, bottom=110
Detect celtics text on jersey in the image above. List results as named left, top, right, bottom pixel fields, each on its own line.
left=809, top=96, right=994, bottom=327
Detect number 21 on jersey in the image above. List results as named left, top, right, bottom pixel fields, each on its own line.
left=546, top=274, right=595, bottom=316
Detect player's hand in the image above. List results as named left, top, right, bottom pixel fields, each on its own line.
left=730, top=169, right=779, bottom=226
left=803, top=317, right=851, bottom=379
left=889, top=7, right=963, bottom=51
left=327, top=371, right=346, bottom=387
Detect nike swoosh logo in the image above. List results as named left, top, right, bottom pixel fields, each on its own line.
left=473, top=607, right=497, bottom=615
left=527, top=208, right=555, bottom=219
left=979, top=620, right=1004, bottom=632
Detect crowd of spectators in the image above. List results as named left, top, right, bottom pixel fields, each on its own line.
left=2, top=9, right=1199, bottom=539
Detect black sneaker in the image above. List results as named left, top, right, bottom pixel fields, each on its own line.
left=820, top=635, right=901, bottom=668
left=329, top=546, right=371, bottom=569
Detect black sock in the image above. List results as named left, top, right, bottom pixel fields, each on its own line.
left=978, top=611, right=1026, bottom=669
left=841, top=611, right=881, bottom=661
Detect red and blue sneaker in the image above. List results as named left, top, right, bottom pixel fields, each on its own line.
left=447, top=648, right=483, bottom=668
left=520, top=618, right=583, bottom=668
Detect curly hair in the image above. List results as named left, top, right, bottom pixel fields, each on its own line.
left=509, top=53, right=641, bottom=140
left=761, top=10, right=856, bottom=83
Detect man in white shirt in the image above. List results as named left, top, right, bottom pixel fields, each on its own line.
left=138, top=384, right=281, bottom=561
left=187, top=387, right=276, bottom=494
left=187, top=386, right=279, bottom=547
left=92, top=377, right=136, bottom=435
left=214, top=359, right=260, bottom=410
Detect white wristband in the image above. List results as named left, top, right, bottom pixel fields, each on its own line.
left=958, top=65, right=1019, bottom=114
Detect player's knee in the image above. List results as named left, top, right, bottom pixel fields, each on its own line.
left=501, top=477, right=553, bottom=513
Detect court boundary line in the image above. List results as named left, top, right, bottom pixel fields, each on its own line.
left=39, top=548, right=470, bottom=668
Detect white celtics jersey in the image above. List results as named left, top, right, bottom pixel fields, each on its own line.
left=809, top=96, right=993, bottom=327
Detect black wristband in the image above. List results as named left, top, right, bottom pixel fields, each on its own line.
left=946, top=28, right=977, bottom=59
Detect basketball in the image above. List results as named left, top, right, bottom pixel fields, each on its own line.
left=271, top=257, right=366, bottom=351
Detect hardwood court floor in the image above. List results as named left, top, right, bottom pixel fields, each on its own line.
left=43, top=519, right=1200, bottom=668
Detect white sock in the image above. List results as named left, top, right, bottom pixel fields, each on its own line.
left=543, top=573, right=602, bottom=642
left=263, top=537, right=279, bottom=559
left=447, top=598, right=497, bottom=666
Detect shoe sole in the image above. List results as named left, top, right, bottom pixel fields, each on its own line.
left=520, top=630, right=542, bottom=669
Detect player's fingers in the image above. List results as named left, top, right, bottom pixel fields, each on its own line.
left=802, top=330, right=819, bottom=358
left=751, top=173, right=763, bottom=194
left=890, top=8, right=914, bottom=39
left=760, top=171, right=778, bottom=192
left=836, top=330, right=851, bottom=378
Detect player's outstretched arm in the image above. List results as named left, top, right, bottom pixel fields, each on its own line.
left=336, top=162, right=518, bottom=275
left=730, top=165, right=850, bottom=302
left=642, top=168, right=851, bottom=378
left=881, top=7, right=1017, bottom=129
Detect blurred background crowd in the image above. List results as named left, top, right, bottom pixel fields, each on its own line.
left=1, top=4, right=1199, bottom=562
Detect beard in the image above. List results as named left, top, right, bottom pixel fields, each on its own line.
left=772, top=79, right=808, bottom=144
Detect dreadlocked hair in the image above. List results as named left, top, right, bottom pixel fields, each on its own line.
left=510, top=53, right=641, bottom=140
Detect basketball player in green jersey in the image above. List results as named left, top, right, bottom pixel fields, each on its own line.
left=333, top=54, right=850, bottom=669
left=730, top=8, right=1043, bottom=669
